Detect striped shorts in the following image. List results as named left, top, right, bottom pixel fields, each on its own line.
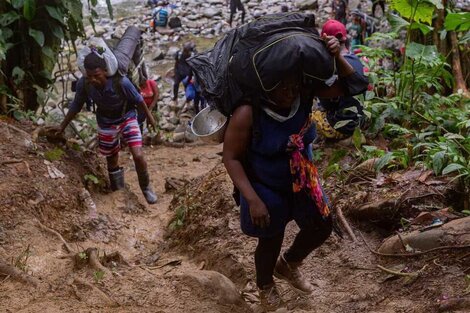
left=98, top=117, right=142, bottom=156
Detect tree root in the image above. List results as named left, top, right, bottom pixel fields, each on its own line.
left=336, top=207, right=357, bottom=242
left=359, top=231, right=470, bottom=258
left=73, top=277, right=120, bottom=307
left=0, top=258, right=40, bottom=286
left=0, top=120, right=32, bottom=139
left=438, top=296, right=470, bottom=312
left=36, top=220, right=73, bottom=253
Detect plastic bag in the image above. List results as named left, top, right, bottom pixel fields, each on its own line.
left=77, top=37, right=118, bottom=77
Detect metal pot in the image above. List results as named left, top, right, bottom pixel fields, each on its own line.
left=191, top=106, right=227, bottom=144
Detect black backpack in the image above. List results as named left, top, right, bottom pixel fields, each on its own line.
left=187, top=12, right=338, bottom=117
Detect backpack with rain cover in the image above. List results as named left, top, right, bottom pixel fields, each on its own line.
left=187, top=12, right=367, bottom=117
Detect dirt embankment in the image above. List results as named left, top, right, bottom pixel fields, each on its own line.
left=2, top=119, right=470, bottom=313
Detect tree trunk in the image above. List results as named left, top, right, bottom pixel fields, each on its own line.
left=449, top=31, right=469, bottom=96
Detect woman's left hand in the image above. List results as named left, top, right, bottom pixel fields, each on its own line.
left=322, top=34, right=340, bottom=57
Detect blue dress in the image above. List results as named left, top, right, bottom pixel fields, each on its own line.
left=240, top=102, right=324, bottom=238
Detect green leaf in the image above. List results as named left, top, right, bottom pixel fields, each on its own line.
left=442, top=163, right=465, bottom=175
left=460, top=31, right=470, bottom=44
left=0, top=12, right=20, bottom=26
left=334, top=119, right=354, bottom=129
left=390, top=0, right=435, bottom=24
left=444, top=133, right=465, bottom=140
left=50, top=23, right=65, bottom=39
left=375, top=152, right=394, bottom=172
left=1, top=28, right=14, bottom=40
left=432, top=151, right=446, bottom=175
left=84, top=174, right=99, bottom=184
left=445, top=12, right=470, bottom=32
left=12, top=66, right=25, bottom=84
left=352, top=127, right=362, bottom=150
left=23, top=0, right=36, bottom=21
left=105, top=0, right=114, bottom=20
left=42, top=46, right=54, bottom=60
left=405, top=42, right=439, bottom=64
left=11, top=0, right=25, bottom=9
left=45, top=6, right=64, bottom=24
left=410, top=21, right=433, bottom=35
left=425, top=0, right=443, bottom=9
left=28, top=28, right=44, bottom=46
left=388, top=13, right=409, bottom=33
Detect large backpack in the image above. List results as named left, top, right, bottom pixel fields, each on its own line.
left=187, top=13, right=337, bottom=117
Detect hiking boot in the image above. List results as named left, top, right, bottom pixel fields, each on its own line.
left=136, top=169, right=158, bottom=204
left=259, top=283, right=282, bottom=311
left=109, top=167, right=125, bottom=191
left=274, top=254, right=314, bottom=295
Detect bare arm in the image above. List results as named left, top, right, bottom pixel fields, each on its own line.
left=149, top=82, right=159, bottom=111
left=137, top=101, right=157, bottom=132
left=223, top=105, right=270, bottom=228
left=59, top=110, right=79, bottom=133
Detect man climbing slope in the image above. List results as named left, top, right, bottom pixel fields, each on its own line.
left=50, top=52, right=158, bottom=204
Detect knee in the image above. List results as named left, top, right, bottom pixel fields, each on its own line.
left=304, top=216, right=333, bottom=242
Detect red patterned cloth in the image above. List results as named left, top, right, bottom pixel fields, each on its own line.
left=287, top=114, right=330, bottom=217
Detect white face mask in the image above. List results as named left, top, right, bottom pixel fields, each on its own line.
left=262, top=96, right=301, bottom=122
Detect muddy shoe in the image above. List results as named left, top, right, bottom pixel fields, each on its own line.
left=109, top=167, right=125, bottom=191
left=274, top=254, right=314, bottom=295
left=141, top=186, right=158, bottom=204
left=137, top=169, right=157, bottom=204
left=259, top=283, right=282, bottom=311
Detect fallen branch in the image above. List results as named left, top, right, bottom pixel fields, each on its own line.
left=0, top=259, right=39, bottom=286
left=73, top=277, right=119, bottom=307
left=37, top=220, right=73, bottom=253
left=336, top=206, right=357, bottom=242
left=359, top=231, right=470, bottom=258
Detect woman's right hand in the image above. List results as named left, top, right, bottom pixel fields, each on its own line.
left=248, top=198, right=270, bottom=229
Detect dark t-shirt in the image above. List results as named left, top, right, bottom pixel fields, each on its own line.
left=69, top=76, right=144, bottom=126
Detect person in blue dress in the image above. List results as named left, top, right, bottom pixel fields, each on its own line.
left=222, top=35, right=367, bottom=311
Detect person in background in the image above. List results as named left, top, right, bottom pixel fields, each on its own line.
left=173, top=42, right=195, bottom=107
left=223, top=35, right=367, bottom=311
left=348, top=11, right=366, bottom=49
left=227, top=0, right=246, bottom=27
left=152, top=0, right=172, bottom=30
left=331, top=0, right=348, bottom=25
left=372, top=0, right=385, bottom=18
left=313, top=19, right=367, bottom=140
left=48, top=52, right=158, bottom=205
left=138, top=77, right=159, bottom=132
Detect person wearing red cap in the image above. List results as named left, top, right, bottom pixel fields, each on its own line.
left=312, top=19, right=367, bottom=140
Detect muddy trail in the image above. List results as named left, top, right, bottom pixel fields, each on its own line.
left=1, top=120, right=470, bottom=313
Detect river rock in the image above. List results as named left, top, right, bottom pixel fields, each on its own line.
left=203, top=8, right=222, bottom=18
left=294, top=0, right=318, bottom=10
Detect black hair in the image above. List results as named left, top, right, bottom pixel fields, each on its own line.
left=84, top=52, right=107, bottom=71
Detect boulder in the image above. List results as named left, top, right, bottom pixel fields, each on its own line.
left=180, top=270, right=242, bottom=305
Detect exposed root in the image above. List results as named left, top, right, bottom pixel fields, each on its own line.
left=0, top=120, right=32, bottom=139
left=37, top=220, right=73, bottom=253
left=336, top=206, right=357, bottom=242
left=359, top=231, right=470, bottom=258
left=73, top=277, right=120, bottom=307
left=377, top=264, right=424, bottom=277
left=0, top=258, right=40, bottom=286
